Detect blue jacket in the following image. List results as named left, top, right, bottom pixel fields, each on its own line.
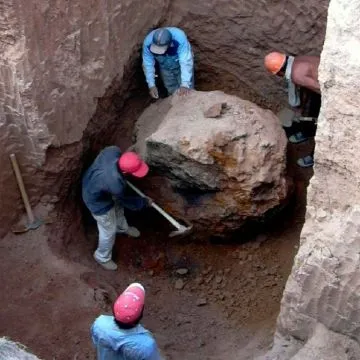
left=142, top=27, right=193, bottom=89
left=91, top=315, right=161, bottom=360
left=82, top=146, right=147, bottom=215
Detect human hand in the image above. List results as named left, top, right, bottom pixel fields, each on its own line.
left=146, top=197, right=154, bottom=207
left=176, top=86, right=191, bottom=96
left=149, top=86, right=159, bottom=99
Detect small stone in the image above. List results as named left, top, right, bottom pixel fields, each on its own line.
left=224, top=268, right=231, bottom=274
left=247, top=254, right=253, bottom=261
left=215, top=276, right=223, bottom=284
left=204, top=102, right=228, bottom=118
left=175, top=279, right=185, bottom=290
left=196, top=298, right=207, bottom=306
left=176, top=268, right=189, bottom=275
left=148, top=270, right=154, bottom=276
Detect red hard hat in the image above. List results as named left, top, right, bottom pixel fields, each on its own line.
left=264, top=52, right=287, bottom=75
left=118, top=152, right=149, bottom=178
left=113, top=283, right=145, bottom=324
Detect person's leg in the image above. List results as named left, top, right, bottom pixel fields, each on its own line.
left=92, top=207, right=118, bottom=270
left=115, top=203, right=141, bottom=238
left=160, top=67, right=181, bottom=95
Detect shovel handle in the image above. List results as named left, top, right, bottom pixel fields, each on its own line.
left=126, top=181, right=183, bottom=230
left=9, top=154, right=35, bottom=223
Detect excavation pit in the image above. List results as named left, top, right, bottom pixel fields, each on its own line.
left=0, top=0, right=331, bottom=358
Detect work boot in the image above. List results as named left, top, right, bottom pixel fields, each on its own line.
left=288, top=131, right=309, bottom=144
left=93, top=255, right=118, bottom=271
left=297, top=155, right=314, bottom=168
left=116, top=226, right=141, bottom=237
left=125, top=226, right=141, bottom=238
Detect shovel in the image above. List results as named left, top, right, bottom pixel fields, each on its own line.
left=127, top=181, right=193, bottom=238
left=10, top=153, right=43, bottom=234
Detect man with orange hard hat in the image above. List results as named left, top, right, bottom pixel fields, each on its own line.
left=82, top=146, right=152, bottom=271
left=91, top=282, right=162, bottom=359
left=264, top=52, right=321, bottom=168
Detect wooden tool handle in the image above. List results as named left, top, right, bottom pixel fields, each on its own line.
left=126, top=181, right=183, bottom=230
left=9, top=153, right=35, bottom=223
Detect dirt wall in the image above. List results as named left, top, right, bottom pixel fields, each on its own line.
left=166, top=0, right=329, bottom=108
left=0, top=0, right=168, bottom=236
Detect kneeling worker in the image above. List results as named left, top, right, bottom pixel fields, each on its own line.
left=264, top=52, right=321, bottom=168
left=82, top=146, right=151, bottom=271
left=142, top=27, right=194, bottom=99
left=91, top=283, right=162, bottom=359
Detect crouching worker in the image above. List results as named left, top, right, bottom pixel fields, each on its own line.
left=91, top=283, right=162, bottom=360
left=142, top=27, right=194, bottom=99
left=82, top=146, right=151, bottom=271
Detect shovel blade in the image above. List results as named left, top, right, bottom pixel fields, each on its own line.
left=11, top=218, right=43, bottom=234
left=169, top=224, right=193, bottom=238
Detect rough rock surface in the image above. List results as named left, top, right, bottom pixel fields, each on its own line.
left=261, top=0, right=360, bottom=358
left=0, top=338, right=40, bottom=359
left=134, top=91, right=290, bottom=235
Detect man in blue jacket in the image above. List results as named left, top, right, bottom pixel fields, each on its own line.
left=82, top=147, right=151, bottom=271
left=91, top=282, right=162, bottom=360
left=142, top=27, right=194, bottom=99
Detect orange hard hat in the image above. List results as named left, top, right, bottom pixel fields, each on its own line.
left=264, top=52, right=287, bottom=75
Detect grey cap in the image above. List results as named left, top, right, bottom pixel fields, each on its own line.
left=150, top=28, right=172, bottom=55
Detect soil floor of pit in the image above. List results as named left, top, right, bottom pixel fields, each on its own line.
left=0, top=127, right=314, bottom=359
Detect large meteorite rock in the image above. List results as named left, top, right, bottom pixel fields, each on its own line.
left=134, top=91, right=290, bottom=236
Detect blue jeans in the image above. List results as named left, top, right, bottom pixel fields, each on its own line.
left=155, top=55, right=194, bottom=95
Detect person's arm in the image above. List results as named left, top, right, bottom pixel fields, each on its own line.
left=90, top=323, right=98, bottom=347
left=177, top=33, right=194, bottom=88
left=117, top=194, right=148, bottom=211
left=148, top=339, right=163, bottom=360
left=293, top=72, right=320, bottom=94
left=302, top=76, right=321, bottom=94
left=142, top=35, right=156, bottom=89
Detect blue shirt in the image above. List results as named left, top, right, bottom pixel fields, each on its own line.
left=142, top=27, right=194, bottom=88
left=91, top=315, right=161, bottom=360
left=82, top=146, right=147, bottom=216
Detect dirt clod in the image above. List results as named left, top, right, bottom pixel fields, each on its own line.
left=196, top=298, right=208, bottom=306
left=176, top=268, right=189, bottom=275
left=175, top=279, right=185, bottom=290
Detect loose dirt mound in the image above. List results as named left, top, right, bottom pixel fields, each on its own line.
left=0, top=195, right=303, bottom=359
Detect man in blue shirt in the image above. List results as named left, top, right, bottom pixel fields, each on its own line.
left=91, top=283, right=162, bottom=360
left=142, top=27, right=194, bottom=99
left=82, top=147, right=151, bottom=271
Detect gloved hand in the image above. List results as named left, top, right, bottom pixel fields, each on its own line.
left=149, top=86, right=159, bottom=99
left=145, top=196, right=154, bottom=208
left=176, top=86, right=191, bottom=97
